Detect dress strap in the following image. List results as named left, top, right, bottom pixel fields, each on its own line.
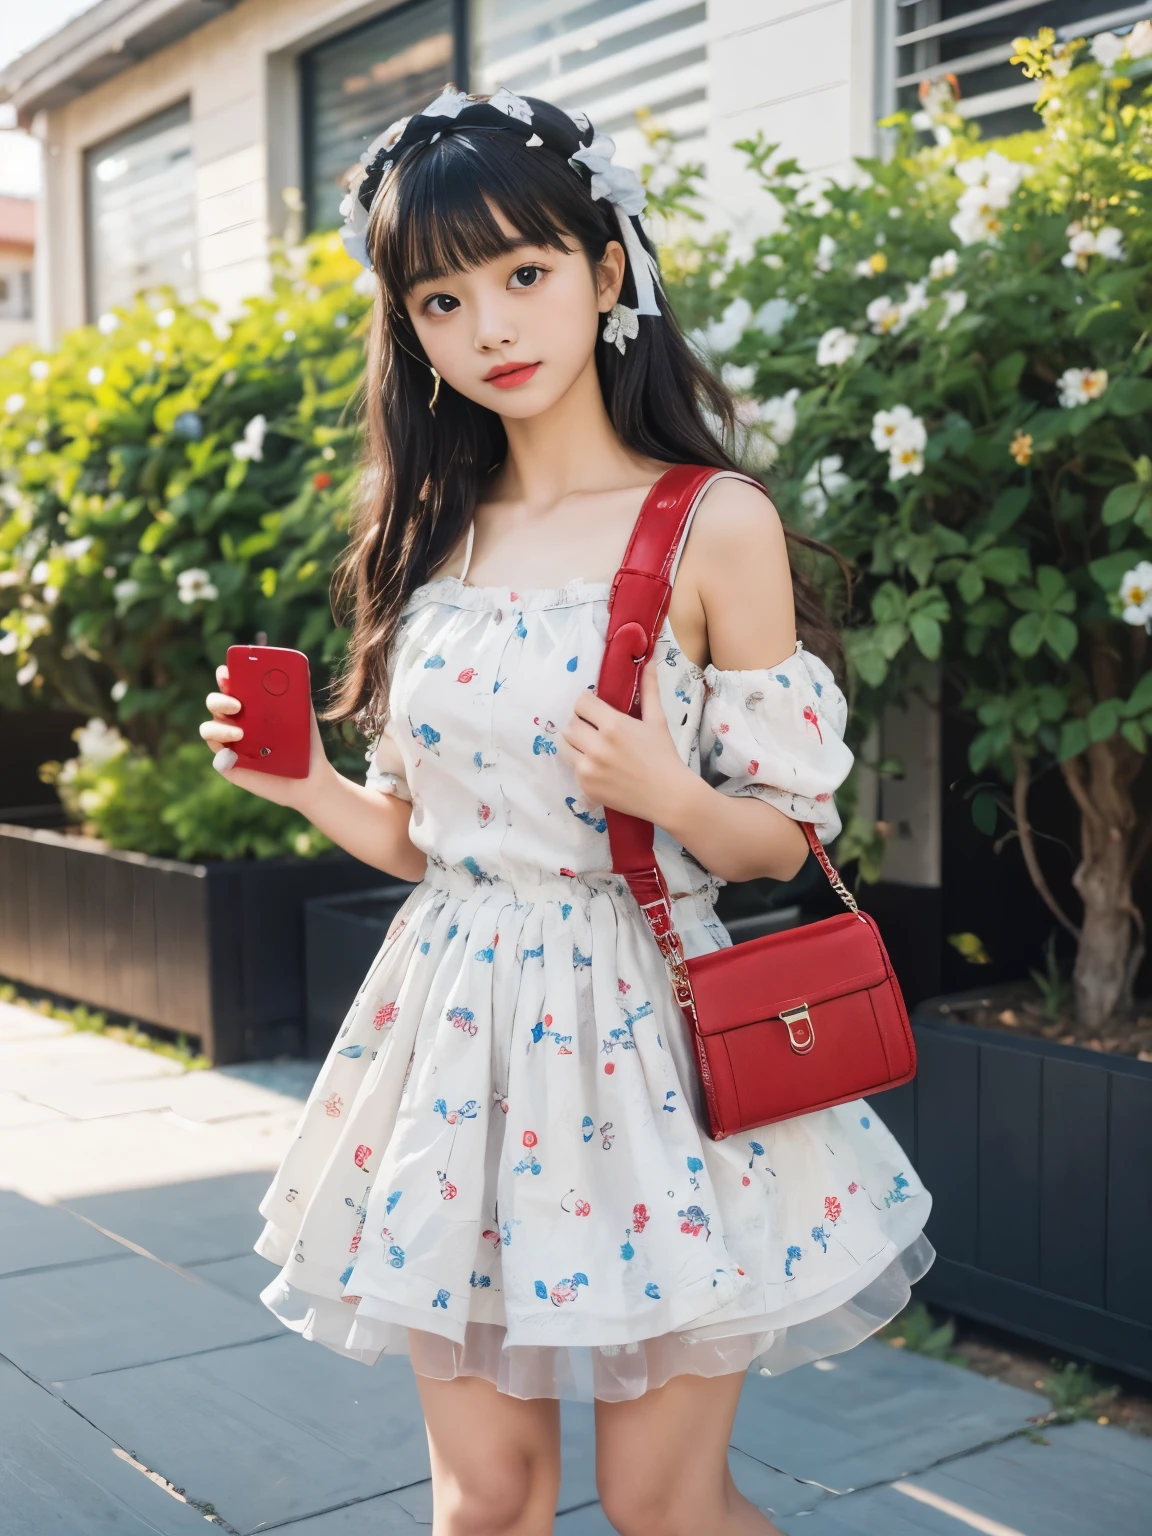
left=459, top=520, right=476, bottom=584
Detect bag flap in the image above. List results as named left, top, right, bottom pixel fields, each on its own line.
left=685, top=911, right=892, bottom=1036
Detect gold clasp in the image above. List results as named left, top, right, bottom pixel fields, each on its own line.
left=779, top=1004, right=815, bottom=1054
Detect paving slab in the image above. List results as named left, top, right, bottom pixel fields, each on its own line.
left=188, top=1250, right=278, bottom=1299
left=0, top=1032, right=189, bottom=1089
left=0, top=1088, right=71, bottom=1127
left=220, top=1058, right=320, bottom=1099
left=0, top=1105, right=300, bottom=1201
left=21, top=1065, right=308, bottom=1123
left=55, top=1334, right=432, bottom=1535
left=0, top=1250, right=277, bottom=1382
left=554, top=1504, right=616, bottom=1534
left=0, top=1001, right=71, bottom=1041
left=263, top=1490, right=430, bottom=1531
left=0, top=1354, right=208, bottom=1535
left=732, top=1340, right=1048, bottom=1494
left=729, top=1445, right=828, bottom=1518
left=0, top=1189, right=130, bottom=1276
left=65, top=1170, right=275, bottom=1267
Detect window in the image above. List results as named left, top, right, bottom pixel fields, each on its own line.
left=884, top=0, right=1152, bottom=139
left=472, top=0, right=708, bottom=160
left=302, top=1, right=462, bottom=235
left=0, top=270, right=33, bottom=320
left=84, top=101, right=196, bottom=321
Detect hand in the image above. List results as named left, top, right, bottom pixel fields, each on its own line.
left=199, top=664, right=333, bottom=811
left=559, top=662, right=697, bottom=826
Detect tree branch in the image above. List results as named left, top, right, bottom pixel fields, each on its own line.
left=1013, top=747, right=1081, bottom=939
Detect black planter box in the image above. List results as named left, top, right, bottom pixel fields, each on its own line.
left=0, top=820, right=383, bottom=1064
left=873, top=999, right=1152, bottom=1384
left=304, top=884, right=415, bottom=1057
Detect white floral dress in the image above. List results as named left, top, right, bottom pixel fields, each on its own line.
left=253, top=547, right=934, bottom=1401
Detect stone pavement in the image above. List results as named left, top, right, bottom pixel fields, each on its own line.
left=2, top=998, right=1149, bottom=1535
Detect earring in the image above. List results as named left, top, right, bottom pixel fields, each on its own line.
left=602, top=302, right=639, bottom=355
left=428, top=367, right=442, bottom=412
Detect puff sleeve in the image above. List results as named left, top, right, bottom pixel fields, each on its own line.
left=364, top=728, right=412, bottom=802
left=698, top=641, right=852, bottom=844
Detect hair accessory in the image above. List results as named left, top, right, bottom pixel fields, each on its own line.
left=338, top=85, right=663, bottom=318
left=602, top=302, right=639, bottom=354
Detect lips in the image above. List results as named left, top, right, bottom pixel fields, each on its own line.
left=484, top=361, right=540, bottom=389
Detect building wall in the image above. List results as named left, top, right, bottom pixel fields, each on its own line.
left=30, top=0, right=880, bottom=344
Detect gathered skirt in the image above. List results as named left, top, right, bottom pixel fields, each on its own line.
left=253, top=867, right=934, bottom=1401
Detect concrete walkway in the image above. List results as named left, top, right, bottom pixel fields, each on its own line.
left=2, top=999, right=1149, bottom=1535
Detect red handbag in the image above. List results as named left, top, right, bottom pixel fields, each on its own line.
left=597, top=464, right=916, bottom=1139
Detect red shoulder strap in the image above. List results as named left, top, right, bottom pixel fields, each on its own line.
left=596, top=465, right=856, bottom=989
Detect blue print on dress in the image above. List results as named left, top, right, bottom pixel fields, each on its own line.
left=811, top=1224, right=830, bottom=1253
left=462, top=856, right=497, bottom=885
left=581, top=1115, right=594, bottom=1143
left=423, top=655, right=446, bottom=668
left=338, top=1043, right=365, bottom=1058
left=678, top=1204, right=712, bottom=1240
left=434, top=1096, right=479, bottom=1123
left=339, top=1263, right=355, bottom=1286
left=535, top=1272, right=588, bottom=1306
left=565, top=796, right=607, bottom=833
left=573, top=945, right=593, bottom=969
left=567, top=656, right=578, bottom=671
left=522, top=942, right=544, bottom=961
left=420, top=941, right=431, bottom=954
left=447, top=924, right=458, bottom=940
left=432, top=1289, right=450, bottom=1309
left=814, top=680, right=823, bottom=695
left=531, top=1018, right=573, bottom=1051
left=884, top=1172, right=910, bottom=1208
left=410, top=721, right=441, bottom=752
left=532, top=733, right=556, bottom=755
left=385, top=1190, right=402, bottom=1214
left=560, top=903, right=573, bottom=920
left=474, top=940, right=497, bottom=963
left=514, top=617, right=527, bottom=639
left=386, top=1243, right=405, bottom=1268
left=785, top=1244, right=802, bottom=1278
left=513, top=1151, right=543, bottom=1175
left=645, top=1282, right=661, bottom=1299
left=501, top=1218, right=521, bottom=1246
left=663, top=1091, right=677, bottom=1112
left=470, top=1270, right=491, bottom=1288
left=686, top=1156, right=704, bottom=1189
left=860, top=1115, right=871, bottom=1128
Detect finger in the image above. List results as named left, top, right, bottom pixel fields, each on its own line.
left=212, top=748, right=239, bottom=774
left=561, top=717, right=599, bottom=754
left=572, top=690, right=615, bottom=727
left=216, top=664, right=230, bottom=688
left=207, top=691, right=240, bottom=716
left=200, top=720, right=244, bottom=745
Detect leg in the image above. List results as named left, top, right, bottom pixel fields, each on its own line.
left=413, top=1363, right=562, bottom=1536
left=595, top=1371, right=783, bottom=1536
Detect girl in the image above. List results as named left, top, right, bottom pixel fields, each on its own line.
left=200, top=88, right=933, bottom=1536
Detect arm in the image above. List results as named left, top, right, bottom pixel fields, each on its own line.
left=200, top=666, right=428, bottom=883
left=559, top=479, right=812, bottom=884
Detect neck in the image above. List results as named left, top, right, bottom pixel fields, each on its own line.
left=493, top=352, right=647, bottom=510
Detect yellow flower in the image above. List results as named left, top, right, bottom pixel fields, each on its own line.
left=869, top=251, right=888, bottom=273
left=1009, top=431, right=1033, bottom=466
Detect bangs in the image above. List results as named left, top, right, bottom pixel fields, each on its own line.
left=371, top=128, right=606, bottom=297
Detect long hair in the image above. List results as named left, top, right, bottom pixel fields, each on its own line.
left=327, top=113, right=841, bottom=733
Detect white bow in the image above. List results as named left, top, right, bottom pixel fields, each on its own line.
left=570, top=133, right=661, bottom=316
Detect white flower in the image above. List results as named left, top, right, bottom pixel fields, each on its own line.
left=800, top=455, right=851, bottom=517
left=110, top=679, right=129, bottom=701
left=29, top=360, right=50, bottom=381
left=866, top=295, right=902, bottom=335
left=872, top=405, right=927, bottom=454
left=113, top=578, right=140, bottom=604
left=274, top=309, right=290, bottom=325
left=42, top=586, right=59, bottom=606
left=896, top=280, right=929, bottom=330
left=889, top=446, right=925, bottom=480
left=814, top=234, right=837, bottom=273
left=949, top=152, right=1027, bottom=245
left=75, top=717, right=127, bottom=764
left=694, top=297, right=752, bottom=356
left=16, top=658, right=38, bottom=687
left=25, top=439, right=43, bottom=454
left=231, top=413, right=267, bottom=461
left=929, top=250, right=959, bottom=281
left=176, top=567, right=218, bottom=604
left=210, top=316, right=233, bottom=340
left=1129, top=21, right=1152, bottom=58
left=156, top=308, right=175, bottom=328
left=1057, top=367, right=1108, bottom=408
left=0, top=568, right=21, bottom=587
left=87, top=366, right=105, bottom=386
left=30, top=560, right=50, bottom=584
left=1090, top=31, right=1126, bottom=68
left=816, top=327, right=859, bottom=367
left=721, top=363, right=756, bottom=393
left=795, top=181, right=832, bottom=218
left=4, top=392, right=25, bottom=413
left=937, top=290, right=968, bottom=329
left=754, top=387, right=800, bottom=446
left=61, top=537, right=93, bottom=560
left=154, top=350, right=167, bottom=365
left=334, top=312, right=348, bottom=328
left=97, top=312, right=120, bottom=335
left=0, top=629, right=18, bottom=654
left=137, top=338, right=153, bottom=355
left=282, top=329, right=296, bottom=342
left=1120, top=562, right=1152, bottom=628
left=1095, top=227, right=1125, bottom=260
left=950, top=204, right=1004, bottom=246
left=753, top=297, right=796, bottom=336
left=1061, top=221, right=1126, bottom=266
left=602, top=304, right=639, bottom=354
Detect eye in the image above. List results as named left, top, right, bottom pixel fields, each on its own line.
left=509, top=265, right=545, bottom=289
left=423, top=293, right=459, bottom=316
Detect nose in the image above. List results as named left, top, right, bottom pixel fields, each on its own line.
left=473, top=298, right=517, bottom=353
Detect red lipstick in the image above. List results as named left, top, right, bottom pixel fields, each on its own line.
left=484, top=361, right=540, bottom=389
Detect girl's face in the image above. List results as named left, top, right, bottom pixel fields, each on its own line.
left=403, top=206, right=625, bottom=419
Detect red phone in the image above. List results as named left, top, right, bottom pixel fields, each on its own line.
left=223, top=645, right=312, bottom=778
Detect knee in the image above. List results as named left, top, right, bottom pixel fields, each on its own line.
left=439, top=1455, right=552, bottom=1536
left=598, top=1471, right=689, bottom=1536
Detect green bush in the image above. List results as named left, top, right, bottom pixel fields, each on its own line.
left=663, top=26, right=1152, bottom=1030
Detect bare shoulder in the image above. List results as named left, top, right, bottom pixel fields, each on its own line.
left=680, top=475, right=796, bottom=671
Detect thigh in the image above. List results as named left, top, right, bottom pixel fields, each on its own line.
left=413, top=1357, right=562, bottom=1536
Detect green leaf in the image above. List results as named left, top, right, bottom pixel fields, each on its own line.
left=909, top=614, right=942, bottom=659
left=990, top=352, right=1026, bottom=394
left=1035, top=565, right=1068, bottom=602
left=1125, top=671, right=1152, bottom=715
left=1010, top=612, right=1044, bottom=657
left=956, top=563, right=985, bottom=604
left=971, top=791, right=998, bottom=836
left=986, top=487, right=1031, bottom=536
left=1087, top=699, right=1121, bottom=743
left=1058, top=718, right=1089, bottom=761
left=1110, top=378, right=1152, bottom=417
left=1045, top=613, right=1079, bottom=661
left=1089, top=550, right=1148, bottom=592
left=1120, top=721, right=1146, bottom=753
left=978, top=546, right=1031, bottom=586
left=1102, top=483, right=1150, bottom=525
left=138, top=519, right=167, bottom=555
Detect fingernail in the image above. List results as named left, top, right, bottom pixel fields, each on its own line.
left=213, top=748, right=238, bottom=773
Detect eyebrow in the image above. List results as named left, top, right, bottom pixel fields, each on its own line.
left=408, top=239, right=554, bottom=290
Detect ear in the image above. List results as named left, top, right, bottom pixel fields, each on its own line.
left=595, top=239, right=627, bottom=314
